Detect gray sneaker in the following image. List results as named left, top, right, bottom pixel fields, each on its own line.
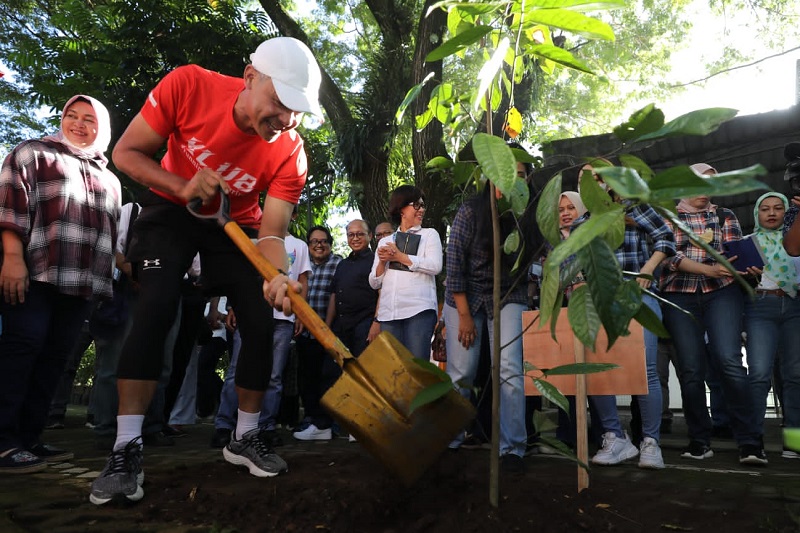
left=89, top=437, right=144, bottom=505
left=638, top=437, right=665, bottom=469
left=591, top=431, right=639, bottom=465
left=223, top=428, right=288, bottom=477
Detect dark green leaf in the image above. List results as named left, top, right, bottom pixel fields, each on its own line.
left=595, top=166, right=650, bottom=201
left=537, top=173, right=563, bottom=246
left=631, top=108, right=738, bottom=143
left=409, top=380, right=455, bottom=414
left=543, top=362, right=618, bottom=376
left=525, top=43, right=593, bottom=74
left=425, top=25, right=493, bottom=62
left=533, top=378, right=570, bottom=414
left=579, top=171, right=615, bottom=214
left=396, top=72, right=434, bottom=123
left=567, top=285, right=600, bottom=350
left=633, top=297, right=670, bottom=338
left=522, top=9, right=614, bottom=41
left=612, top=104, right=664, bottom=143
left=618, top=154, right=654, bottom=182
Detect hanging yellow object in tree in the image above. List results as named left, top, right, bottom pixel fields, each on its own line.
left=504, top=106, right=523, bottom=138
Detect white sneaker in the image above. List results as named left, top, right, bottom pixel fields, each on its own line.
left=292, top=424, right=332, bottom=441
left=638, top=437, right=665, bottom=469
left=348, top=434, right=357, bottom=443
left=591, top=431, right=639, bottom=465
left=782, top=448, right=800, bottom=459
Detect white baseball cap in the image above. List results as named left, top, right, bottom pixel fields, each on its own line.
left=250, top=37, right=324, bottom=120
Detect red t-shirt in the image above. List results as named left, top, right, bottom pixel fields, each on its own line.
left=140, top=64, right=307, bottom=228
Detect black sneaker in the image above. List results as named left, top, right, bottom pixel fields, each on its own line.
left=223, top=428, right=288, bottom=477
left=500, top=453, right=526, bottom=474
left=210, top=428, right=232, bottom=449
left=0, top=448, right=47, bottom=474
left=739, top=445, right=768, bottom=466
left=680, top=441, right=714, bottom=460
left=142, top=431, right=175, bottom=447
left=259, top=429, right=284, bottom=448
left=162, top=425, right=187, bottom=438
left=89, top=438, right=144, bottom=505
left=28, top=443, right=74, bottom=463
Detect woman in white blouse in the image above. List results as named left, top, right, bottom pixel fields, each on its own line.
left=369, top=185, right=443, bottom=359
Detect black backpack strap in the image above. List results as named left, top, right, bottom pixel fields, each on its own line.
left=124, top=203, right=140, bottom=256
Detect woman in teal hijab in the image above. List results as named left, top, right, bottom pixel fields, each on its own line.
left=745, top=191, right=800, bottom=459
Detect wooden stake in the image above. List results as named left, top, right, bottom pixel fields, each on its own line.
left=573, top=336, right=590, bottom=493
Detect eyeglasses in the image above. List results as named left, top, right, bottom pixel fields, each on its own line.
left=407, top=200, right=426, bottom=210
left=346, top=232, right=367, bottom=239
left=309, top=238, right=329, bottom=246
left=375, top=231, right=393, bottom=238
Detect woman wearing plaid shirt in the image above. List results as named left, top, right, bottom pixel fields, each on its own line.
left=660, top=163, right=763, bottom=465
left=576, top=161, right=675, bottom=470
left=0, top=95, right=121, bottom=473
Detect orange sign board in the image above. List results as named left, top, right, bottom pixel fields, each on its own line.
left=522, top=310, right=647, bottom=396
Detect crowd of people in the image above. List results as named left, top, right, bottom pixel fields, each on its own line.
left=2, top=35, right=800, bottom=509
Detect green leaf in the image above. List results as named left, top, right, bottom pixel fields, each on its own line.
left=415, top=108, right=435, bottom=131
left=453, top=161, right=478, bottom=186
left=547, top=209, right=625, bottom=267
left=633, top=297, right=670, bottom=338
left=543, top=362, right=618, bottom=376
left=522, top=9, right=615, bottom=41
left=425, top=156, right=455, bottom=170
left=537, top=174, right=563, bottom=246
left=426, top=25, right=493, bottom=62
left=595, top=166, right=650, bottom=202
left=473, top=133, right=516, bottom=191
left=567, top=285, right=600, bottom=350
left=631, top=108, right=738, bottom=143
left=474, top=37, right=510, bottom=111
left=396, top=72, right=434, bottom=124
left=618, top=154, right=655, bottom=182
left=532, top=409, right=558, bottom=434
left=533, top=378, right=570, bottom=414
left=503, top=229, right=521, bottom=254
left=525, top=0, right=627, bottom=8
left=525, top=43, right=593, bottom=74
left=578, top=237, right=622, bottom=327
left=539, top=260, right=562, bottom=329
left=579, top=171, right=615, bottom=215
left=648, top=165, right=769, bottom=203
left=409, top=380, right=454, bottom=414
left=612, top=104, right=664, bottom=143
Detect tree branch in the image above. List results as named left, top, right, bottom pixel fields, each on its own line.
left=670, top=44, right=800, bottom=88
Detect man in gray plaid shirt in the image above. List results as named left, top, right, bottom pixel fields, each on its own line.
left=293, top=226, right=341, bottom=440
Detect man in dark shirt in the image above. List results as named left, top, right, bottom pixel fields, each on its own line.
left=326, top=219, right=379, bottom=358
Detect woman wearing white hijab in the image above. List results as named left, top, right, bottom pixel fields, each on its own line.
left=744, top=191, right=800, bottom=458
left=0, top=95, right=121, bottom=473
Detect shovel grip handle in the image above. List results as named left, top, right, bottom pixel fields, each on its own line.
left=222, top=221, right=353, bottom=368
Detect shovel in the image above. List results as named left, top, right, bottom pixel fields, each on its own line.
left=188, top=193, right=476, bottom=485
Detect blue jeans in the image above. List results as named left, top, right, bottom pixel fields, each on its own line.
left=444, top=302, right=527, bottom=457
left=0, top=281, right=93, bottom=450
left=745, top=292, right=800, bottom=432
left=592, top=294, right=663, bottom=441
left=380, top=309, right=437, bottom=360
left=216, top=320, right=294, bottom=430
left=663, top=284, right=758, bottom=446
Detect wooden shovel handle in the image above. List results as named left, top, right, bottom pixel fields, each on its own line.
left=222, top=220, right=354, bottom=368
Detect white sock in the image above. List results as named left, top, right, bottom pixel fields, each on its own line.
left=115, top=415, right=145, bottom=451
left=235, top=410, right=260, bottom=441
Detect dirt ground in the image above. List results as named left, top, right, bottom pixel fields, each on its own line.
left=2, top=408, right=800, bottom=533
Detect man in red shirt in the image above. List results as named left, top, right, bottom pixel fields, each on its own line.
left=90, top=37, right=323, bottom=505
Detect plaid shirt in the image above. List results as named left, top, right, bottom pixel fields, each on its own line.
left=445, top=200, right=527, bottom=318
left=0, top=139, right=121, bottom=299
left=660, top=206, right=741, bottom=294
left=616, top=205, right=675, bottom=289
left=304, top=253, right=342, bottom=338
